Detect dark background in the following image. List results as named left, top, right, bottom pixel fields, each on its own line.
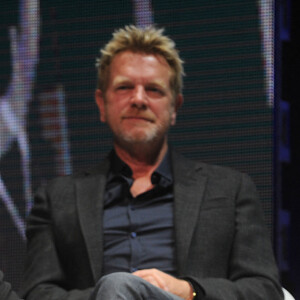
left=279, top=0, right=300, bottom=297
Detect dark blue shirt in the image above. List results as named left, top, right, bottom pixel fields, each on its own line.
left=102, top=150, right=177, bottom=276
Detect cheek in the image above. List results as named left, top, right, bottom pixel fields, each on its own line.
left=106, top=101, right=123, bottom=116
left=157, top=108, right=174, bottom=125
left=104, top=106, right=116, bottom=123
left=153, top=101, right=172, bottom=113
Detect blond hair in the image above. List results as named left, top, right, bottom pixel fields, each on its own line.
left=96, top=25, right=184, bottom=97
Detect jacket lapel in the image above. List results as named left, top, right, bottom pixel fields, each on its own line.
left=76, top=159, right=110, bottom=282
left=172, top=151, right=207, bottom=274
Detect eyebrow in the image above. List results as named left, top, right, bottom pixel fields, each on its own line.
left=112, top=76, right=169, bottom=89
left=112, top=76, right=131, bottom=86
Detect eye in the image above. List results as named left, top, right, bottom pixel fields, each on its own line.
left=117, top=85, right=130, bottom=90
left=146, top=86, right=164, bottom=96
left=149, top=87, right=159, bottom=92
left=115, top=84, right=134, bottom=93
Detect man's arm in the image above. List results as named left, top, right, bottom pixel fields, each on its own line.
left=182, top=172, right=283, bottom=299
left=0, top=271, right=21, bottom=300
left=135, top=172, right=283, bottom=300
left=20, top=179, right=94, bottom=300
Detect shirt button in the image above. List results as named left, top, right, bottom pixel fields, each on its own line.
left=130, top=232, right=137, bottom=238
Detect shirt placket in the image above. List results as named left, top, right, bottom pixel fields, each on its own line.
left=127, top=194, right=141, bottom=273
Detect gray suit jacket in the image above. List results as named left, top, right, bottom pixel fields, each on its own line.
left=0, top=271, right=21, bottom=300
left=21, top=151, right=283, bottom=299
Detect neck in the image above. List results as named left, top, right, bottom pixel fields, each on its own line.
left=113, top=138, right=168, bottom=179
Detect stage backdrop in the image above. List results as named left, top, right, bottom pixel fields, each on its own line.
left=0, top=0, right=274, bottom=291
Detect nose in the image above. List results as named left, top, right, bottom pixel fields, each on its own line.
left=130, top=86, right=147, bottom=108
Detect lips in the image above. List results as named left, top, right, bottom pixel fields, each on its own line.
left=124, top=116, right=152, bottom=121
left=122, top=113, right=155, bottom=123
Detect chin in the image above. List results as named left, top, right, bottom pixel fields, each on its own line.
left=123, top=134, right=158, bottom=144
left=117, top=129, right=161, bottom=145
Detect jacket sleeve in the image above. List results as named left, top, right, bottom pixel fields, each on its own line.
left=0, top=271, right=21, bottom=300
left=20, top=179, right=94, bottom=300
left=183, top=172, right=284, bottom=300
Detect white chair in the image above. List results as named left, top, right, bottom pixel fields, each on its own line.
left=282, top=287, right=295, bottom=300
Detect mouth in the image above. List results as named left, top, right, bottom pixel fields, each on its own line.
left=122, top=116, right=154, bottom=123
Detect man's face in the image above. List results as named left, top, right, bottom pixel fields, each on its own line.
left=95, top=51, right=183, bottom=146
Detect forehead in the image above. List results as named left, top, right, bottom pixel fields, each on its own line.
left=109, top=51, right=172, bottom=80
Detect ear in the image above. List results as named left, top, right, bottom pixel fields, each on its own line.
left=95, top=89, right=106, bottom=123
left=170, top=94, right=183, bottom=126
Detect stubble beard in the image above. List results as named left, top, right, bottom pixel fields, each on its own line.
left=114, top=123, right=163, bottom=147
left=112, top=119, right=171, bottom=158
left=107, top=104, right=175, bottom=158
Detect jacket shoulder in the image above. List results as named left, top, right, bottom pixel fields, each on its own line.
left=172, top=150, right=245, bottom=179
left=35, top=156, right=110, bottom=198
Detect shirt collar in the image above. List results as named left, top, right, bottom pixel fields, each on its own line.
left=109, top=150, right=132, bottom=178
left=108, top=149, right=173, bottom=188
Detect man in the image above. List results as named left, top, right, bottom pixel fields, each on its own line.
left=21, top=25, right=283, bottom=299
left=0, top=271, right=21, bottom=300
